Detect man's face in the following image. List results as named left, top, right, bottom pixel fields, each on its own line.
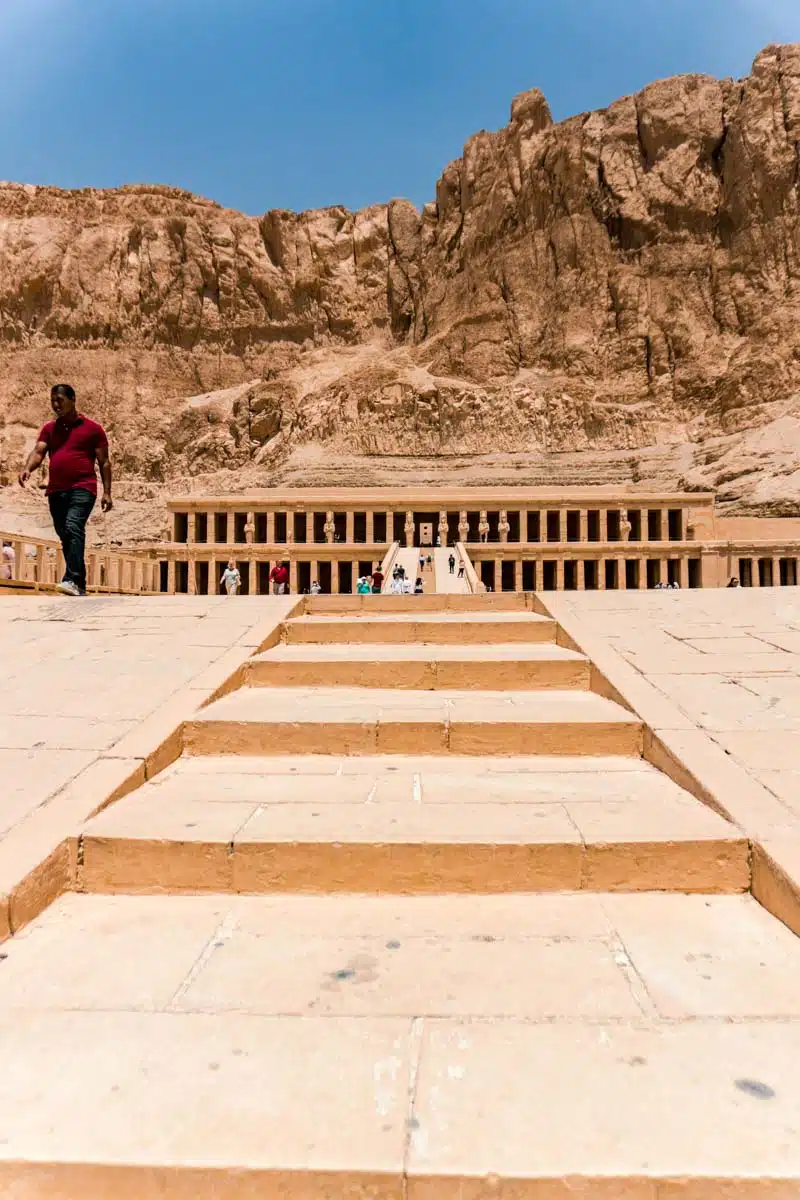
left=51, top=391, right=77, bottom=420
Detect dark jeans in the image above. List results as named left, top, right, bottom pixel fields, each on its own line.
left=48, top=488, right=95, bottom=593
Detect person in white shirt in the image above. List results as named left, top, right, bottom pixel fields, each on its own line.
left=220, top=560, right=241, bottom=596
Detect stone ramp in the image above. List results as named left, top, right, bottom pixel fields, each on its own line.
left=433, top=545, right=469, bottom=593
left=0, top=892, right=798, bottom=1195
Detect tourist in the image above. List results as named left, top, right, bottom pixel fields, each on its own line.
left=403, top=577, right=414, bottom=595
left=436, top=534, right=441, bottom=547
left=414, top=576, right=424, bottom=594
left=356, top=575, right=371, bottom=595
left=457, top=562, right=465, bottom=579
left=448, top=553, right=455, bottom=574
left=727, top=577, right=740, bottom=588
left=390, top=573, right=403, bottom=595
left=419, top=554, right=426, bottom=573
left=1, top=542, right=14, bottom=581
left=17, top=384, right=112, bottom=597
left=220, top=560, right=241, bottom=596
left=371, top=566, right=384, bottom=594
left=269, top=561, right=289, bottom=594
left=310, top=580, right=322, bottom=595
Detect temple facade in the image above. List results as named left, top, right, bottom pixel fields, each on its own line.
left=153, top=488, right=800, bottom=595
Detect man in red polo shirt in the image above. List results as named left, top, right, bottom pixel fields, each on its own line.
left=269, top=561, right=289, bottom=595
left=18, top=384, right=112, bottom=597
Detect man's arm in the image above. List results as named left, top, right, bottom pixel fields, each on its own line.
left=96, top=444, right=113, bottom=512
left=18, top=440, right=48, bottom=486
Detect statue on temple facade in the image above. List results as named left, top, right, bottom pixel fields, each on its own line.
left=498, top=510, right=510, bottom=543
left=438, top=511, right=449, bottom=546
left=458, top=511, right=469, bottom=543
left=478, top=510, right=490, bottom=544
left=324, top=511, right=336, bottom=544
left=620, top=509, right=632, bottom=541
left=404, top=511, right=415, bottom=547
left=244, top=515, right=255, bottom=545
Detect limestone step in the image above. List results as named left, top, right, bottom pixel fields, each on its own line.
left=306, top=591, right=529, bottom=614
left=246, top=642, right=591, bottom=690
left=78, top=754, right=748, bottom=895
left=182, top=687, right=643, bottom=757
left=283, top=611, right=557, bottom=645
left=0, top=891, right=798, bottom=1194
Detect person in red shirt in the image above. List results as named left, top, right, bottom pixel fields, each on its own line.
left=269, top=561, right=290, bottom=595
left=371, top=567, right=384, bottom=594
left=18, top=384, right=112, bottom=597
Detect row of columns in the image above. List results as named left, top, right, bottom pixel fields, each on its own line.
left=474, top=555, right=699, bottom=590
left=175, top=506, right=690, bottom=547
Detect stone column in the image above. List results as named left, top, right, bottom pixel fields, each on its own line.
left=324, top=511, right=335, bottom=545
left=598, top=559, right=606, bottom=591
left=167, top=559, right=176, bottom=594
left=188, top=559, right=197, bottom=595
left=555, top=510, right=564, bottom=543
left=404, top=511, right=414, bottom=548
left=266, top=511, right=275, bottom=544
left=495, top=558, right=503, bottom=592
left=385, top=511, right=393, bottom=543
left=345, top=511, right=355, bottom=545
left=514, top=560, right=522, bottom=592
left=638, top=558, right=647, bottom=589
left=458, top=511, right=469, bottom=543
left=661, top=558, right=669, bottom=588
left=187, top=516, right=196, bottom=546
left=773, top=555, right=782, bottom=587
left=679, top=557, right=689, bottom=589
left=289, top=558, right=298, bottom=594
left=245, top=513, right=255, bottom=545
left=367, top=511, right=375, bottom=543
left=556, top=559, right=564, bottom=590
left=579, top=511, right=588, bottom=543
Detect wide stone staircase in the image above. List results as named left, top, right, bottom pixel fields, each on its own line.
left=1, top=592, right=798, bottom=1195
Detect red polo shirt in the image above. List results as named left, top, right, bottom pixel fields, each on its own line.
left=37, top=415, right=108, bottom=496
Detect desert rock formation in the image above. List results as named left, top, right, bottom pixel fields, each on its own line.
left=1, top=44, right=800, bottom=537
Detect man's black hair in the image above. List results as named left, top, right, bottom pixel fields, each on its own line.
left=51, top=384, right=76, bottom=403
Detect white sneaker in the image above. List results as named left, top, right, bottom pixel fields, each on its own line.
left=56, top=581, right=81, bottom=597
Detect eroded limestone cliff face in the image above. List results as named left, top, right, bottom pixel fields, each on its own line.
left=1, top=43, right=799, bottom=526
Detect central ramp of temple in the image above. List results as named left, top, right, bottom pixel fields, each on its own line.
left=1, top=591, right=799, bottom=1196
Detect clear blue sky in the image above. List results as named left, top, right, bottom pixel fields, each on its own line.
left=1, top=0, right=798, bottom=215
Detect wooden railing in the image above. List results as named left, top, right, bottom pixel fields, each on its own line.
left=0, top=531, right=160, bottom=594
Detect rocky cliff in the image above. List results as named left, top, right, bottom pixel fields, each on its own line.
left=2, top=43, right=800, bottom=530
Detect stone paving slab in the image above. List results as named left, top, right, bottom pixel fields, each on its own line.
left=0, top=894, right=797, bottom=1192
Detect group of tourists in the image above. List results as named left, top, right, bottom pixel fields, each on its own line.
left=389, top=563, right=423, bottom=595
left=356, top=567, right=385, bottom=595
